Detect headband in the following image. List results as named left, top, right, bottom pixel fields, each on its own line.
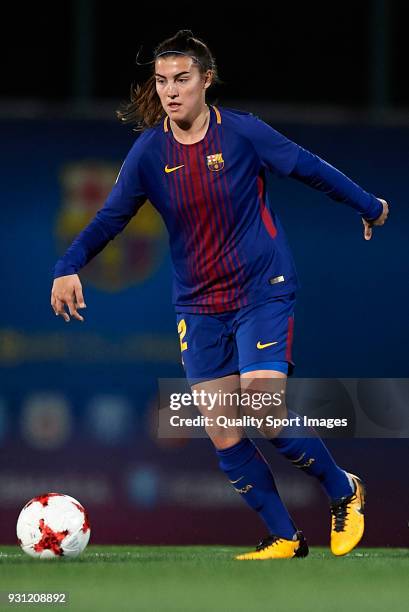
left=135, top=47, right=201, bottom=67
left=155, top=50, right=199, bottom=63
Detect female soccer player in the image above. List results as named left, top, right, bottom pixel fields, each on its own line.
left=51, top=30, right=389, bottom=559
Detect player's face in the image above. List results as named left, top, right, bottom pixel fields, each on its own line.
left=155, top=56, right=211, bottom=122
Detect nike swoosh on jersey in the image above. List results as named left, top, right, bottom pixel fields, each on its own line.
left=165, top=164, right=185, bottom=173
left=256, top=341, right=278, bottom=349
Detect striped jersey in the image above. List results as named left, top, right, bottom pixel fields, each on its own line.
left=54, top=105, right=382, bottom=313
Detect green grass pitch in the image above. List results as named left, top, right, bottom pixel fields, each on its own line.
left=0, top=546, right=408, bottom=612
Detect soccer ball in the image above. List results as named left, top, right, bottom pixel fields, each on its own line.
left=16, top=493, right=91, bottom=559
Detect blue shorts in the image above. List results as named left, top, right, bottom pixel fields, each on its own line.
left=176, top=293, right=296, bottom=382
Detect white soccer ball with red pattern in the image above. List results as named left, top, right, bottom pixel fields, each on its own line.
left=16, top=493, right=91, bottom=559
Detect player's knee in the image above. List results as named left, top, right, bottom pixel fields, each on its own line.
left=256, top=403, right=289, bottom=439
left=257, top=421, right=282, bottom=439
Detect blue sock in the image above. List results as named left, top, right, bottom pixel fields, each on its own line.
left=270, top=411, right=353, bottom=501
left=216, top=438, right=296, bottom=539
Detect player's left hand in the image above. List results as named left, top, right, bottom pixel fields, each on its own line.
left=362, top=198, right=389, bottom=240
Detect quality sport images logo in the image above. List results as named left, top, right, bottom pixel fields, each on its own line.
left=56, top=162, right=166, bottom=291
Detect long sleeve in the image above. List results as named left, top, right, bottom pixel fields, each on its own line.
left=53, top=137, right=148, bottom=278
left=289, top=147, right=383, bottom=221
left=237, top=114, right=300, bottom=177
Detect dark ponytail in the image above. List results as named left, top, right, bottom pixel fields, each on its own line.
left=117, top=30, right=219, bottom=131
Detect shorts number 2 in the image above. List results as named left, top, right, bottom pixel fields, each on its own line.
left=178, top=319, right=188, bottom=353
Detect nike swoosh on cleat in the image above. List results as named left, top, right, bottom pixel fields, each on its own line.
left=165, top=164, right=184, bottom=173
left=256, top=341, right=278, bottom=349
left=229, top=477, right=244, bottom=484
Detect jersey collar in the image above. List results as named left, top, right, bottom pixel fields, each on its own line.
left=163, top=105, right=221, bottom=133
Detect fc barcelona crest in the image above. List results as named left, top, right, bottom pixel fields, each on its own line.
left=206, top=153, right=224, bottom=172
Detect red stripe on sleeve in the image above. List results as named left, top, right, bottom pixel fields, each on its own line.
left=257, top=175, right=277, bottom=239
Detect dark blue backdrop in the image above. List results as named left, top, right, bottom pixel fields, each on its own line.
left=1, top=117, right=407, bottom=382
left=0, top=116, right=407, bottom=546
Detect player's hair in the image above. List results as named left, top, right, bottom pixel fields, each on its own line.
left=117, top=30, right=219, bottom=130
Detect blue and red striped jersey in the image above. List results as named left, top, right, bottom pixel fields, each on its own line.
left=54, top=106, right=382, bottom=313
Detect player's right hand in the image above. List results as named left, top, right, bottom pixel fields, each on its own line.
left=51, top=274, right=86, bottom=322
